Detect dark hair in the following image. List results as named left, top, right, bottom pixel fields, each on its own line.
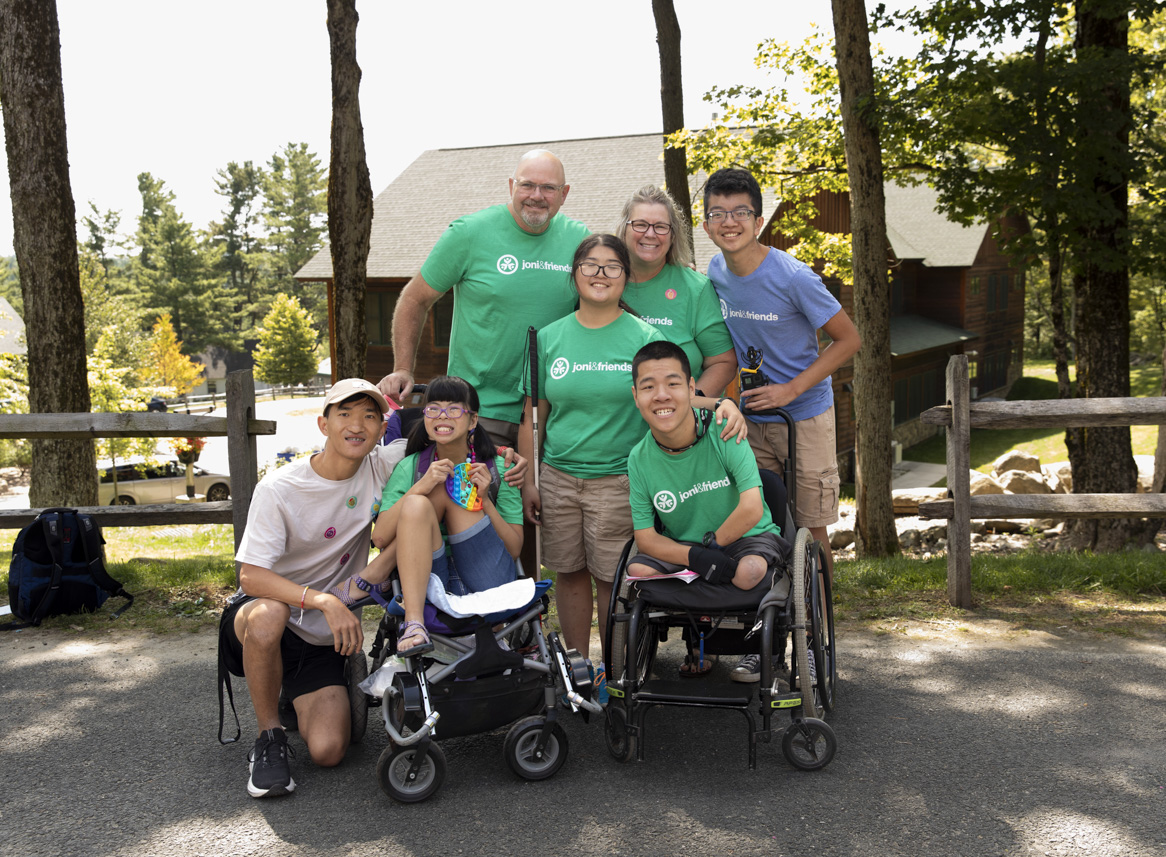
left=569, top=233, right=637, bottom=315
left=703, top=168, right=763, bottom=222
left=323, top=393, right=380, bottom=418
left=404, top=375, right=498, bottom=461
left=632, top=340, right=692, bottom=384
left=614, top=185, right=693, bottom=270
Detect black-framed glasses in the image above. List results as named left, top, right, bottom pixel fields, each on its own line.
left=705, top=207, right=756, bottom=223
left=514, top=180, right=564, bottom=195
left=422, top=404, right=469, bottom=419
left=627, top=220, right=672, bottom=235
left=577, top=262, right=625, bottom=278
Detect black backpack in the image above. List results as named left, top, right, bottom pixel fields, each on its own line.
left=3, top=508, right=133, bottom=630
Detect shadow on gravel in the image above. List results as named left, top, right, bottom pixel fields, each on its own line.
left=1, top=629, right=1163, bottom=857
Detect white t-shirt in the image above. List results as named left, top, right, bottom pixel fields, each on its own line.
left=235, top=441, right=406, bottom=645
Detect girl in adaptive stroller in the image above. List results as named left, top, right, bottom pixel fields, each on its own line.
left=371, top=376, right=524, bottom=657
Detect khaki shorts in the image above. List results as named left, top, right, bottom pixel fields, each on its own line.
left=747, top=406, right=840, bottom=528
left=538, top=463, right=632, bottom=582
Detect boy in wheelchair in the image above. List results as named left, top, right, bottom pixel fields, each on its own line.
left=626, top=340, right=787, bottom=625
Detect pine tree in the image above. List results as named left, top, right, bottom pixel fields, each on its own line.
left=253, top=294, right=318, bottom=387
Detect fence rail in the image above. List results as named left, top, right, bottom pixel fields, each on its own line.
left=917, top=355, right=1166, bottom=607
left=0, top=370, right=274, bottom=552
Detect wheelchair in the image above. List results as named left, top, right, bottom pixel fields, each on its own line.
left=601, top=410, right=838, bottom=771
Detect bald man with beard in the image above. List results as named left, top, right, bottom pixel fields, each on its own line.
left=380, top=150, right=590, bottom=448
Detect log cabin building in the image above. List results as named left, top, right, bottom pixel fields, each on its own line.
left=297, top=134, right=1026, bottom=479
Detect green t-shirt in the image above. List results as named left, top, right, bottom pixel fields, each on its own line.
left=382, top=451, right=524, bottom=528
left=622, top=264, right=734, bottom=385
left=523, top=312, right=665, bottom=478
left=420, top=204, right=591, bottom=424
left=627, top=416, right=779, bottom=543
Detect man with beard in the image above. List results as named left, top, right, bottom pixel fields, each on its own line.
left=379, top=149, right=590, bottom=448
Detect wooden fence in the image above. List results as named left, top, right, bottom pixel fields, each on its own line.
left=0, top=370, right=276, bottom=552
left=917, top=354, right=1166, bottom=608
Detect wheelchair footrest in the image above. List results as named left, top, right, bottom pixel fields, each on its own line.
left=636, top=679, right=752, bottom=708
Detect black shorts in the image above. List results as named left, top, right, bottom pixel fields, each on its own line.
left=219, top=596, right=347, bottom=701
left=629, top=532, right=789, bottom=577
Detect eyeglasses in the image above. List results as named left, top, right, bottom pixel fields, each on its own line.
left=422, top=404, right=469, bottom=419
left=627, top=220, right=672, bottom=236
left=513, top=180, right=564, bottom=196
left=705, top=207, right=756, bottom=223
left=577, top=262, right=625, bottom=278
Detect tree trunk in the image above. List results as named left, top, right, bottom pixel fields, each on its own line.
left=0, top=0, right=96, bottom=506
left=1067, top=0, right=1141, bottom=550
left=831, top=0, right=898, bottom=556
left=652, top=0, right=694, bottom=249
left=326, top=0, right=372, bottom=381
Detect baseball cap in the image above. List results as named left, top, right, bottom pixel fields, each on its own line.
left=323, top=378, right=391, bottom=414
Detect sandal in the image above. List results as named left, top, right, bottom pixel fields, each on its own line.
left=679, top=652, right=718, bottom=678
left=329, top=574, right=392, bottom=609
left=397, top=620, right=434, bottom=658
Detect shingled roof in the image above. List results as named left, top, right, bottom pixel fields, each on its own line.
left=884, top=181, right=988, bottom=267
left=295, top=133, right=782, bottom=281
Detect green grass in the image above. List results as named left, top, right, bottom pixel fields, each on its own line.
left=904, top=359, right=1161, bottom=473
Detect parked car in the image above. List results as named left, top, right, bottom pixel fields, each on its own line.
left=145, top=397, right=168, bottom=413
left=96, top=457, right=231, bottom=505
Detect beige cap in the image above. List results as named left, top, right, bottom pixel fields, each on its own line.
left=323, top=378, right=391, bottom=414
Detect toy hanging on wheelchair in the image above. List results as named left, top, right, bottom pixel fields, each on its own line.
left=738, top=346, right=781, bottom=416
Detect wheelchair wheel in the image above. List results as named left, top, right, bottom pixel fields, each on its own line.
left=782, top=718, right=836, bottom=771
left=603, top=704, right=636, bottom=763
left=344, top=651, right=369, bottom=744
left=808, top=543, right=836, bottom=713
left=609, top=578, right=658, bottom=693
left=504, top=716, right=569, bottom=781
left=377, top=741, right=446, bottom=803
left=789, top=529, right=822, bottom=719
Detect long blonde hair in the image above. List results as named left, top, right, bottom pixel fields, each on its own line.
left=613, top=184, right=694, bottom=271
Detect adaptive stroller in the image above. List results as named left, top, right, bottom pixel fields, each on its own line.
left=363, top=579, right=601, bottom=801
left=359, top=384, right=602, bottom=802
left=602, top=409, right=838, bottom=771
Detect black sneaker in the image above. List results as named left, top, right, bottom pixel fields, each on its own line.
left=247, top=727, right=295, bottom=798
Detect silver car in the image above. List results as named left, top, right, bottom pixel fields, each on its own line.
left=97, top=457, right=232, bottom=505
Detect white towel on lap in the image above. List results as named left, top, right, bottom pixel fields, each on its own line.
left=425, top=576, right=536, bottom=619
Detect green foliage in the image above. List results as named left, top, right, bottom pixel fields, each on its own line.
left=0, top=255, right=22, bottom=315
left=209, top=160, right=275, bottom=338
left=0, top=353, right=29, bottom=468
left=88, top=355, right=160, bottom=467
left=265, top=142, right=328, bottom=328
left=253, top=293, right=318, bottom=386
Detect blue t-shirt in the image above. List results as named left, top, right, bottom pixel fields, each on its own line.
left=707, top=248, right=842, bottom=423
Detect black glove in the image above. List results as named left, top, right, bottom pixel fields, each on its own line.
left=687, top=545, right=738, bottom=585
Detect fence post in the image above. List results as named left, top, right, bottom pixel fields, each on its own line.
left=226, top=370, right=259, bottom=567
left=946, top=355, right=972, bottom=607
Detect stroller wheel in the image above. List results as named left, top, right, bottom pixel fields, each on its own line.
left=603, top=705, right=636, bottom=763
left=377, top=742, right=446, bottom=803
left=345, top=650, right=369, bottom=745
left=504, top=716, right=569, bottom=781
left=781, top=718, right=836, bottom=771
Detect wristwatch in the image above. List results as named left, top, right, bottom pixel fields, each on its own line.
left=702, top=531, right=720, bottom=549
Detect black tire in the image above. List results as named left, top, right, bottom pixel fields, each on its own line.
left=114, top=495, right=135, bottom=506
left=782, top=718, right=836, bottom=771
left=809, top=544, right=836, bottom=713
left=504, top=716, right=569, bottom=781
left=603, top=704, right=636, bottom=763
left=206, top=483, right=230, bottom=502
left=345, top=651, right=369, bottom=745
left=376, top=742, right=446, bottom=803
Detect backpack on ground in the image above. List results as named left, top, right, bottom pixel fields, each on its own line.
left=3, top=508, right=133, bottom=630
